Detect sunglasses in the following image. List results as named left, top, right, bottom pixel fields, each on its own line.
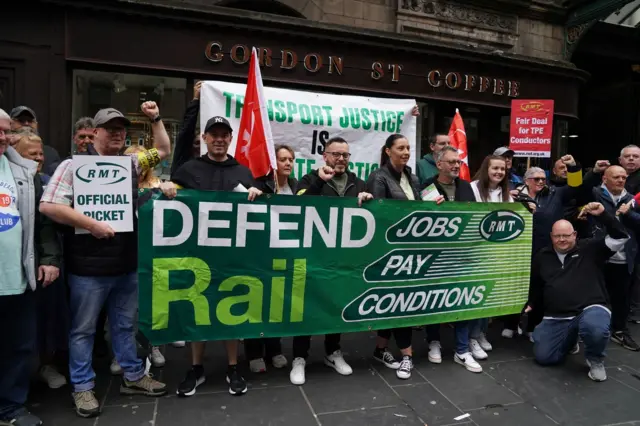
left=529, top=177, right=546, bottom=183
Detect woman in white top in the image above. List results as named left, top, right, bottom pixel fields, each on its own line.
left=468, top=155, right=513, bottom=360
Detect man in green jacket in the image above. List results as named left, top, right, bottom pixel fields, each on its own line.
left=0, top=108, right=61, bottom=426
left=416, top=133, right=450, bottom=186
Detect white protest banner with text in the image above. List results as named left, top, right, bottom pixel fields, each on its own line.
left=201, top=81, right=417, bottom=181
left=72, top=156, right=134, bottom=234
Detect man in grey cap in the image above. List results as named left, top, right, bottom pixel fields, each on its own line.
left=493, top=146, right=523, bottom=189
left=10, top=106, right=61, bottom=176
left=39, top=102, right=171, bottom=418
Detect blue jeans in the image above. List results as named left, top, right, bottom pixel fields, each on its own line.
left=469, top=318, right=489, bottom=338
left=68, top=273, right=144, bottom=391
left=0, top=290, right=36, bottom=420
left=426, top=322, right=470, bottom=354
left=533, top=306, right=611, bottom=365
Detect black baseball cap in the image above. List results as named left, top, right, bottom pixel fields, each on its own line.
left=10, top=106, right=37, bottom=121
left=204, top=116, right=233, bottom=134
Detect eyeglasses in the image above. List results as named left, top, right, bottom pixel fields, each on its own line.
left=551, top=233, right=575, bottom=240
left=100, top=126, right=126, bottom=134
left=443, top=160, right=462, bottom=166
left=76, top=134, right=94, bottom=140
left=326, top=152, right=351, bottom=160
left=529, top=177, right=546, bottom=182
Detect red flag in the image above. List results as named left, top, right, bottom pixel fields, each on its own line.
left=448, top=108, right=470, bottom=181
left=235, top=48, right=277, bottom=178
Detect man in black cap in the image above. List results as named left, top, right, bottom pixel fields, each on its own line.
left=494, top=146, right=523, bottom=190
left=40, top=102, right=171, bottom=418
left=9, top=106, right=60, bottom=176
left=160, top=115, right=262, bottom=398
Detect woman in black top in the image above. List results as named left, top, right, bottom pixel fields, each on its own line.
left=366, top=134, right=420, bottom=380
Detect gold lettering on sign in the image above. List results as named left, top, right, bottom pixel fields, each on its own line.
left=329, top=56, right=344, bottom=75
left=493, top=79, right=505, bottom=96
left=371, top=62, right=384, bottom=80
left=230, top=44, right=250, bottom=64
left=464, top=74, right=476, bottom=91
left=508, top=81, right=520, bottom=97
left=281, top=49, right=297, bottom=70
left=205, top=41, right=223, bottom=62
left=445, top=72, right=462, bottom=89
left=259, top=48, right=273, bottom=67
left=304, top=53, right=323, bottom=73
left=388, top=64, right=402, bottom=82
left=479, top=76, right=491, bottom=93
left=427, top=70, right=442, bottom=88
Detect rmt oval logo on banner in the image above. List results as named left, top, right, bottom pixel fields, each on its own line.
left=75, top=162, right=128, bottom=185
left=479, top=210, right=525, bottom=242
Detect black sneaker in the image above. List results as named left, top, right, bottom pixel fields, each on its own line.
left=177, top=366, right=206, bottom=397
left=226, top=367, right=247, bottom=396
left=373, top=347, right=401, bottom=369
left=0, top=407, right=43, bottom=426
left=611, top=331, right=640, bottom=351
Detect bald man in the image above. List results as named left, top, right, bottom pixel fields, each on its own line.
left=587, top=165, right=640, bottom=351
left=527, top=202, right=629, bottom=381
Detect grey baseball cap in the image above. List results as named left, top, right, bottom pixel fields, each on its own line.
left=93, top=108, right=131, bottom=127
left=494, top=146, right=515, bottom=157
left=10, top=106, right=37, bottom=121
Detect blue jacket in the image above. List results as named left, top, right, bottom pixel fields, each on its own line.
left=589, top=186, right=640, bottom=274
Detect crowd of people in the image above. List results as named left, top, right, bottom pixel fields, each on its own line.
left=1, top=82, right=640, bottom=426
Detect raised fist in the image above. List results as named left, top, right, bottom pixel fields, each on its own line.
left=141, top=101, right=160, bottom=120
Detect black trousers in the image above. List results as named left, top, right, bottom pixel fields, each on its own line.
left=293, top=334, right=340, bottom=359
left=377, top=327, right=412, bottom=350
left=604, top=263, right=632, bottom=333
left=244, top=338, right=283, bottom=361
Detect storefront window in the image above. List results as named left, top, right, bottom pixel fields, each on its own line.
left=71, top=70, right=187, bottom=179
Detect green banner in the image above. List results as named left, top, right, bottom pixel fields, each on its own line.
left=138, top=190, right=532, bottom=345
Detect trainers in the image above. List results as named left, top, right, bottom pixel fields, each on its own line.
left=501, top=328, right=515, bottom=339
left=454, top=352, right=483, bottom=373
left=428, top=341, right=442, bottom=364
left=470, top=339, right=488, bottom=360
left=611, top=331, right=640, bottom=351
left=0, top=407, right=43, bottom=425
left=39, top=365, right=67, bottom=389
left=121, top=374, right=167, bottom=397
left=171, top=341, right=186, bottom=348
left=226, top=367, right=248, bottom=396
left=149, top=346, right=165, bottom=368
left=373, top=348, right=400, bottom=369
left=528, top=332, right=534, bottom=343
left=72, top=390, right=100, bottom=418
left=177, top=367, right=206, bottom=397
left=271, top=354, right=288, bottom=369
left=110, top=359, right=123, bottom=376
left=586, top=359, right=607, bottom=382
left=396, top=356, right=413, bottom=380
left=570, top=342, right=580, bottom=355
left=324, top=350, right=353, bottom=375
left=249, top=358, right=267, bottom=373
left=474, top=333, right=492, bottom=351
left=290, top=357, right=306, bottom=385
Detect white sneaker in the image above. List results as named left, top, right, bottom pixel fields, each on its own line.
left=250, top=358, right=267, bottom=373
left=474, top=333, right=492, bottom=351
left=272, top=354, right=288, bottom=369
left=290, top=357, right=306, bottom=385
left=39, top=365, right=67, bottom=389
left=149, top=346, right=165, bottom=367
left=454, top=352, right=483, bottom=373
left=396, top=356, right=413, bottom=380
left=171, top=341, right=186, bottom=348
left=502, top=329, right=515, bottom=339
left=570, top=342, right=580, bottom=355
left=470, top=339, right=488, bottom=360
left=428, top=341, right=442, bottom=364
left=110, top=359, right=123, bottom=375
left=324, top=350, right=353, bottom=376
left=527, top=332, right=534, bottom=343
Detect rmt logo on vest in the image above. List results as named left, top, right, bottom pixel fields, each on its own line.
left=75, top=162, right=128, bottom=185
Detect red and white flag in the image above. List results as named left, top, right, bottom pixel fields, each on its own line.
left=235, top=48, right=277, bottom=178
left=448, top=108, right=470, bottom=181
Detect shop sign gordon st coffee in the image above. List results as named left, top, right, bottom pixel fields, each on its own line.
left=205, top=42, right=521, bottom=98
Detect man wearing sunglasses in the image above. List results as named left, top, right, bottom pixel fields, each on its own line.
left=292, top=136, right=373, bottom=386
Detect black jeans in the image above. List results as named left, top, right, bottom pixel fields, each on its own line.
left=604, top=263, right=632, bottom=333
left=0, top=289, right=37, bottom=420
left=378, top=328, right=412, bottom=350
left=245, top=338, right=283, bottom=361
left=293, top=334, right=340, bottom=359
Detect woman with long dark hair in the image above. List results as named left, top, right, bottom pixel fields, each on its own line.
left=366, top=134, right=420, bottom=380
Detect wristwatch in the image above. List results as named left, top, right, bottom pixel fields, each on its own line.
left=151, top=115, right=162, bottom=123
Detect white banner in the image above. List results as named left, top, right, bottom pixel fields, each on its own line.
left=72, top=156, right=134, bottom=234
left=200, top=81, right=417, bottom=181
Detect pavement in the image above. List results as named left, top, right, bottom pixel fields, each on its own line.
left=29, top=323, right=640, bottom=426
